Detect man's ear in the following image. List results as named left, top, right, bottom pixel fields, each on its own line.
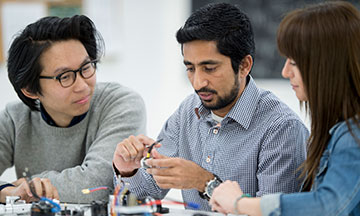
left=238, top=55, right=253, bottom=78
left=21, top=88, right=39, bottom=100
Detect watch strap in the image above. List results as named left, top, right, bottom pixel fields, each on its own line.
left=198, top=173, right=222, bottom=200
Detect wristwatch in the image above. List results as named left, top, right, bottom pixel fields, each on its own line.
left=199, top=174, right=223, bottom=200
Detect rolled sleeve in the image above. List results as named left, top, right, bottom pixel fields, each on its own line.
left=260, top=193, right=282, bottom=216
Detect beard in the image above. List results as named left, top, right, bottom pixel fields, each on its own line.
left=196, top=76, right=240, bottom=110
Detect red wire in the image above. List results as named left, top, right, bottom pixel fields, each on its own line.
left=142, top=200, right=186, bottom=207
left=89, top=187, right=108, bottom=192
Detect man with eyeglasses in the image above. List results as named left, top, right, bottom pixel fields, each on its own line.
left=0, top=15, right=146, bottom=203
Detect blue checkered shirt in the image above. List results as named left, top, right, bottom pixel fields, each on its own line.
left=118, top=77, right=309, bottom=211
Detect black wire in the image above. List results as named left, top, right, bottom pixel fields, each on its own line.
left=147, top=138, right=163, bottom=154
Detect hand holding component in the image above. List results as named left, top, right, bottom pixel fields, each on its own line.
left=26, top=177, right=59, bottom=202
left=209, top=180, right=243, bottom=214
left=0, top=177, right=58, bottom=203
left=145, top=151, right=214, bottom=191
left=113, top=135, right=162, bottom=177
left=141, top=138, right=163, bottom=169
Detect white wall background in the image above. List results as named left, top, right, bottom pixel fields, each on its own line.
left=0, top=0, right=309, bottom=203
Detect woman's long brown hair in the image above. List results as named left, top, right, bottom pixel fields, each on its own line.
left=277, top=1, right=360, bottom=191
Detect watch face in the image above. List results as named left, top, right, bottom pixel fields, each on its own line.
left=206, top=179, right=222, bottom=197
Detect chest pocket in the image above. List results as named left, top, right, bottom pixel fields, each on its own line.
left=312, top=149, right=330, bottom=190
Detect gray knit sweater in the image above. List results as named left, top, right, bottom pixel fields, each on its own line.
left=0, top=82, right=146, bottom=203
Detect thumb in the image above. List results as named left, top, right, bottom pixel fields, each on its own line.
left=12, top=178, right=25, bottom=186
left=151, top=149, right=168, bottom=159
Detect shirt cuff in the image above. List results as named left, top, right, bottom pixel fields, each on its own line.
left=260, top=193, right=282, bottom=216
left=0, top=183, right=15, bottom=191
left=121, top=168, right=143, bottom=186
left=112, top=165, right=141, bottom=188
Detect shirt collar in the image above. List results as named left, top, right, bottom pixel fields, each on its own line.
left=40, top=103, right=87, bottom=127
left=329, top=122, right=341, bottom=135
left=329, top=116, right=359, bottom=135
left=194, top=76, right=260, bottom=129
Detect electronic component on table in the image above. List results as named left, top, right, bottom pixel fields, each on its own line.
left=71, top=208, right=84, bottom=216
left=90, top=200, right=108, bottom=216
left=60, top=205, right=71, bottom=216
left=140, top=138, right=163, bottom=169
left=31, top=200, right=55, bottom=216
left=0, top=196, right=32, bottom=215
left=111, top=195, right=157, bottom=215
left=1, top=196, right=88, bottom=216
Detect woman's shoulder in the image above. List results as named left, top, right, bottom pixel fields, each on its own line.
left=328, top=119, right=360, bottom=151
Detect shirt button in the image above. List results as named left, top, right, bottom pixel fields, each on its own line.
left=206, top=157, right=211, bottom=163
left=213, top=128, right=219, bottom=134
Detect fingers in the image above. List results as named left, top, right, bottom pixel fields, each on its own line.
left=137, top=135, right=162, bottom=152
left=53, top=186, right=60, bottom=200
left=22, top=181, right=33, bottom=198
left=210, top=201, right=220, bottom=211
left=12, top=177, right=26, bottom=187
left=137, top=134, right=155, bottom=145
left=43, top=178, right=59, bottom=200
left=146, top=166, right=172, bottom=176
left=40, top=178, right=55, bottom=199
left=151, top=175, right=176, bottom=189
left=126, top=135, right=144, bottom=161
left=116, top=135, right=145, bottom=162
left=29, top=178, right=58, bottom=200
left=212, top=203, right=227, bottom=214
left=210, top=197, right=228, bottom=214
left=150, top=149, right=166, bottom=159
left=146, top=155, right=172, bottom=168
left=30, top=177, right=43, bottom=198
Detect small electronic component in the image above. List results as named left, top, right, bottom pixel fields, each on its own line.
left=140, top=157, right=151, bottom=169
left=81, top=186, right=108, bottom=194
left=0, top=196, right=31, bottom=215
left=71, top=208, right=84, bottom=216
left=90, top=200, right=108, bottom=216
left=72, top=209, right=85, bottom=216
left=31, top=200, right=55, bottom=216
left=60, top=205, right=71, bottom=216
left=140, top=138, right=163, bottom=169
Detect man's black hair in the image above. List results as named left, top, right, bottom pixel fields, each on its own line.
left=176, top=3, right=255, bottom=74
left=7, top=15, right=104, bottom=111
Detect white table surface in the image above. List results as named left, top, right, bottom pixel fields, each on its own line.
left=0, top=202, right=247, bottom=216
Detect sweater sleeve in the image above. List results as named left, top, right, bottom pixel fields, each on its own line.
left=0, top=107, right=15, bottom=186
left=32, top=83, right=147, bottom=203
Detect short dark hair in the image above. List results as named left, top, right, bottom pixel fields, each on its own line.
left=7, top=15, right=104, bottom=111
left=176, top=3, right=255, bottom=74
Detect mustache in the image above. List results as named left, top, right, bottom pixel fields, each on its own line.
left=195, top=87, right=217, bottom=94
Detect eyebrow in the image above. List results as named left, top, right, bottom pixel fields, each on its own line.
left=183, top=60, right=221, bottom=66
left=52, top=57, right=91, bottom=75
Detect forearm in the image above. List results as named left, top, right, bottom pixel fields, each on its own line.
left=32, top=161, right=113, bottom=203
left=0, top=185, right=15, bottom=203
left=237, top=197, right=262, bottom=216
left=196, top=171, right=214, bottom=192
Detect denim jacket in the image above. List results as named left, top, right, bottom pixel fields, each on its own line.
left=261, top=120, right=360, bottom=216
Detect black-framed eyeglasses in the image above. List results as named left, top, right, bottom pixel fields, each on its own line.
left=39, top=59, right=98, bottom=88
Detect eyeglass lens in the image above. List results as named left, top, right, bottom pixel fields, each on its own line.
left=59, top=62, right=96, bottom=87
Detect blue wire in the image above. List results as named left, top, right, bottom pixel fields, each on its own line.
left=186, top=202, right=200, bottom=209
left=40, top=197, right=61, bottom=213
